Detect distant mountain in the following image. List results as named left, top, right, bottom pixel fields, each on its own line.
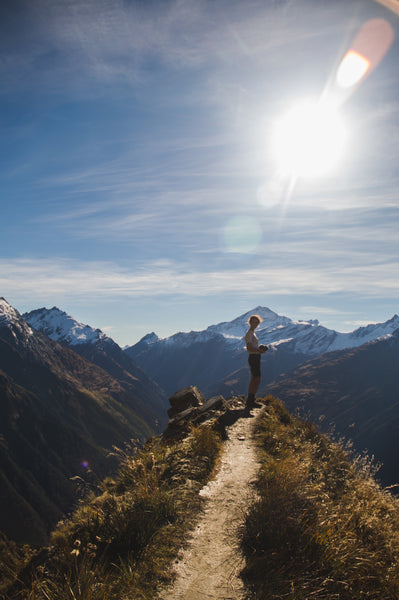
left=23, top=306, right=110, bottom=346
left=265, top=330, right=399, bottom=488
left=24, top=306, right=168, bottom=430
left=0, top=298, right=160, bottom=544
left=125, top=306, right=399, bottom=396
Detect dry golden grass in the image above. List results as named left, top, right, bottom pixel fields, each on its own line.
left=6, top=395, right=399, bottom=600
left=3, top=424, right=222, bottom=600
left=241, top=395, right=399, bottom=600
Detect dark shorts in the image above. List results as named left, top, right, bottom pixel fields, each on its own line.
left=248, top=353, right=261, bottom=377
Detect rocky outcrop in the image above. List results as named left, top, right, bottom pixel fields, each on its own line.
left=167, top=386, right=206, bottom=418
left=164, top=386, right=250, bottom=439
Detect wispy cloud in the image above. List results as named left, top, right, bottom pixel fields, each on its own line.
left=1, top=256, right=399, bottom=307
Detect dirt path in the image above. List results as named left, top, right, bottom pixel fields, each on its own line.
left=159, top=409, right=261, bottom=600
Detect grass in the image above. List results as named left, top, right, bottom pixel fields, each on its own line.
left=6, top=395, right=399, bottom=600
left=241, top=395, right=399, bottom=599
left=2, top=423, right=222, bottom=600
left=0, top=532, right=32, bottom=596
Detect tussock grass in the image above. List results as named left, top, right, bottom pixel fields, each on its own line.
left=0, top=532, right=32, bottom=596
left=3, top=424, right=222, bottom=600
left=241, top=395, right=399, bottom=599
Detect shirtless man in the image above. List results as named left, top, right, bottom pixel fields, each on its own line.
left=245, top=314, right=267, bottom=411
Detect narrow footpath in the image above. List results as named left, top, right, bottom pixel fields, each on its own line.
left=159, top=408, right=262, bottom=600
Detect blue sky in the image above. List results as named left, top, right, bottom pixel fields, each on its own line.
left=1, top=0, right=399, bottom=345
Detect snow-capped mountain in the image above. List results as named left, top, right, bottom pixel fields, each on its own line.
left=131, top=305, right=399, bottom=356
left=24, top=306, right=108, bottom=346
left=24, top=305, right=168, bottom=428
left=21, top=302, right=399, bottom=399
left=0, top=296, right=34, bottom=343
left=126, top=306, right=399, bottom=396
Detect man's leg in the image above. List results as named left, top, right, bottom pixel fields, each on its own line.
left=248, top=375, right=261, bottom=397
left=246, top=376, right=261, bottom=413
left=246, top=354, right=261, bottom=412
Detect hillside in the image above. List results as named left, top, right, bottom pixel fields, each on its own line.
left=0, top=299, right=159, bottom=544
left=3, top=395, right=399, bottom=600
left=265, top=329, right=399, bottom=488
left=24, top=306, right=168, bottom=430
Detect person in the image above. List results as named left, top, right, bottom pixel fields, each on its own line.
left=245, top=314, right=267, bottom=411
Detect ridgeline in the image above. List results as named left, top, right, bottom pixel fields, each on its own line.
left=2, top=392, right=399, bottom=600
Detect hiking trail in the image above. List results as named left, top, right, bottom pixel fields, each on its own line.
left=159, top=408, right=262, bottom=600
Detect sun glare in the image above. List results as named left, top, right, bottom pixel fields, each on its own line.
left=271, top=100, right=347, bottom=179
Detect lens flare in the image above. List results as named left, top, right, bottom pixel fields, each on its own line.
left=336, top=50, right=370, bottom=88
left=222, top=216, right=262, bottom=253
left=335, top=19, right=394, bottom=95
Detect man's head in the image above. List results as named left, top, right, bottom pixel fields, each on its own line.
left=248, top=314, right=262, bottom=328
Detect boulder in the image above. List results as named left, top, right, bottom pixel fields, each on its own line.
left=163, top=391, right=251, bottom=440
left=167, top=386, right=205, bottom=418
left=198, top=395, right=226, bottom=413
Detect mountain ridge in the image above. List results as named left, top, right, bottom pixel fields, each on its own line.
left=24, top=305, right=108, bottom=346
left=4, top=395, right=399, bottom=600
left=0, top=298, right=166, bottom=544
left=131, top=305, right=399, bottom=355
left=23, top=304, right=169, bottom=431
left=19, top=300, right=399, bottom=359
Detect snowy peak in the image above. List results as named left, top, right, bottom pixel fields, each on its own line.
left=0, top=297, right=21, bottom=327
left=136, top=332, right=159, bottom=345
left=233, top=306, right=280, bottom=325
left=327, top=315, right=399, bottom=352
left=351, top=314, right=399, bottom=339
left=206, top=306, right=285, bottom=337
left=24, top=306, right=108, bottom=346
left=129, top=305, right=399, bottom=358
left=0, top=297, right=33, bottom=340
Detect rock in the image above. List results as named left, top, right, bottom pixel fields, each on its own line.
left=163, top=390, right=258, bottom=440
left=167, top=386, right=205, bottom=418
left=168, top=406, right=200, bottom=426
left=198, top=395, right=226, bottom=413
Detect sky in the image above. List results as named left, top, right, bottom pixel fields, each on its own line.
left=1, top=0, right=399, bottom=346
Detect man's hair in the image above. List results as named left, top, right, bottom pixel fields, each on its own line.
left=248, top=314, right=263, bottom=325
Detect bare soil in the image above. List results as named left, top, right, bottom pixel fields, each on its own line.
left=159, top=408, right=261, bottom=600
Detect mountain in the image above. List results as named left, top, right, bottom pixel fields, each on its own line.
left=125, top=306, right=399, bottom=396
left=265, top=329, right=399, bottom=488
left=0, top=298, right=159, bottom=544
left=24, top=306, right=168, bottom=430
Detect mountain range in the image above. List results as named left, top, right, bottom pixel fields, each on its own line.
left=2, top=298, right=399, bottom=543
left=126, top=306, right=399, bottom=397
left=0, top=298, right=167, bottom=544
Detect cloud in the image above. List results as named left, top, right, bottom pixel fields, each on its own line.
left=1, top=256, right=399, bottom=309
left=298, top=305, right=351, bottom=316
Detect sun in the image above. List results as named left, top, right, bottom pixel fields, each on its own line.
left=271, top=99, right=347, bottom=179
